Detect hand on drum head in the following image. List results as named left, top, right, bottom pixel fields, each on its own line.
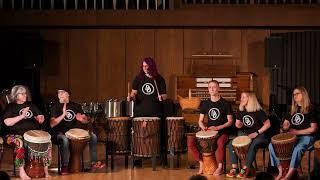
left=288, top=128, right=299, bottom=135
left=35, top=115, right=45, bottom=124
left=208, top=126, right=218, bottom=131
left=248, top=132, right=258, bottom=139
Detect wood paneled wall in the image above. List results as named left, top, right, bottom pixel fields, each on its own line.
left=39, top=28, right=270, bottom=106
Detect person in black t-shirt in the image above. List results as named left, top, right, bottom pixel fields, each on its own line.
left=189, top=80, right=233, bottom=175
left=269, top=86, right=317, bottom=180
left=2, top=85, right=50, bottom=179
left=50, top=88, right=104, bottom=174
left=227, top=91, right=271, bottom=178
left=127, top=57, right=167, bottom=117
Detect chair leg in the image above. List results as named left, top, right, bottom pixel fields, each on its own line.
left=105, top=141, right=108, bottom=171
left=308, top=150, right=311, bottom=180
left=263, top=148, right=266, bottom=172
left=13, top=148, right=16, bottom=176
left=58, top=145, right=61, bottom=175
left=81, top=152, right=84, bottom=172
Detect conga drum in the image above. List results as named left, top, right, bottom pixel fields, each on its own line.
left=106, top=117, right=131, bottom=153
left=196, top=130, right=218, bottom=175
left=132, top=117, right=160, bottom=157
left=65, top=128, right=90, bottom=173
left=166, top=117, right=185, bottom=153
left=271, top=133, right=297, bottom=177
left=23, top=130, right=52, bottom=178
left=232, top=136, right=252, bottom=161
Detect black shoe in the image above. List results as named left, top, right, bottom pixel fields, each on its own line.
left=133, top=159, right=142, bottom=167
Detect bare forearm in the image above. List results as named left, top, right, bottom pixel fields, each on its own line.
left=4, top=115, right=24, bottom=126
left=258, top=120, right=271, bottom=134
left=50, top=114, right=65, bottom=127
left=295, top=127, right=317, bottom=135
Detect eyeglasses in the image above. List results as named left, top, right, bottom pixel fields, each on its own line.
left=293, top=92, right=301, bottom=96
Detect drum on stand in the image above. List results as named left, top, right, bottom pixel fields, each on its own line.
left=65, top=128, right=90, bottom=173
left=196, top=130, right=218, bottom=175
left=23, top=130, right=51, bottom=178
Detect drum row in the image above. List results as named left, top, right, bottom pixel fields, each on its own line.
left=105, top=116, right=185, bottom=157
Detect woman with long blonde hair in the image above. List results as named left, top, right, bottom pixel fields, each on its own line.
left=269, top=86, right=317, bottom=180
left=227, top=91, right=271, bottom=178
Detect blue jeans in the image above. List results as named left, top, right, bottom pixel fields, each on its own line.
left=229, top=132, right=269, bottom=169
left=57, top=132, right=98, bottom=167
left=269, top=135, right=315, bottom=168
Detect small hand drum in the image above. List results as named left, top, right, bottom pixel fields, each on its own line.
left=232, top=135, right=252, bottom=161
left=196, top=130, right=218, bottom=175
left=65, top=128, right=90, bottom=173
left=23, top=130, right=51, bottom=178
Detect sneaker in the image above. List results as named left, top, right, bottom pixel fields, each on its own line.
left=226, top=168, right=238, bottom=178
left=60, top=166, right=69, bottom=175
left=237, top=168, right=256, bottom=178
left=90, top=161, right=105, bottom=172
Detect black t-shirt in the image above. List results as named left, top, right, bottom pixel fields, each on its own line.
left=285, top=106, right=317, bottom=131
left=200, top=98, right=233, bottom=131
left=50, top=101, right=84, bottom=135
left=236, top=110, right=268, bottom=134
left=2, top=102, right=41, bottom=135
left=132, top=74, right=166, bottom=117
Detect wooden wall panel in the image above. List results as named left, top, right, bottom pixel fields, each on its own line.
left=183, top=29, right=213, bottom=58
left=214, top=30, right=242, bottom=58
left=68, top=30, right=97, bottom=102
left=155, top=29, right=184, bottom=100
left=246, top=29, right=270, bottom=107
left=125, top=29, right=155, bottom=87
left=97, top=29, right=126, bottom=101
left=40, top=30, right=68, bottom=102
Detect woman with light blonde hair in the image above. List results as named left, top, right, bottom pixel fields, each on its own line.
left=269, top=86, right=317, bottom=180
left=227, top=91, right=271, bottom=178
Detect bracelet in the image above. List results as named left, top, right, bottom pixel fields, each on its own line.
left=256, top=130, right=260, bottom=135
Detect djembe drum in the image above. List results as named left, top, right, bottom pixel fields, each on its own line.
left=23, top=130, right=52, bottom=178
left=166, top=117, right=185, bottom=153
left=132, top=117, right=160, bottom=157
left=106, top=117, right=131, bottom=153
left=271, top=133, right=297, bottom=177
left=232, top=136, right=252, bottom=161
left=65, top=128, right=90, bottom=173
left=196, top=130, right=218, bottom=175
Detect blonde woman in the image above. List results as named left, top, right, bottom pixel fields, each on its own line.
left=227, top=92, right=271, bottom=178
left=269, top=86, right=317, bottom=180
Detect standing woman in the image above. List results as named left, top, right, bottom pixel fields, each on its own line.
left=127, top=57, right=167, bottom=117
left=227, top=92, right=271, bottom=178
left=2, top=85, right=50, bottom=179
left=127, top=57, right=167, bottom=165
left=269, top=86, right=317, bottom=180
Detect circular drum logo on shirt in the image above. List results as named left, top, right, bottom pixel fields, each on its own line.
left=291, top=113, right=304, bottom=125
left=243, top=115, right=254, bottom=127
left=64, top=109, right=76, bottom=121
left=208, top=108, right=220, bottom=121
left=19, top=109, right=33, bottom=119
left=142, top=83, right=155, bottom=95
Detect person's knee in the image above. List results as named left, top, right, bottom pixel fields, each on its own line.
left=59, top=136, right=69, bottom=147
left=90, top=133, right=97, bottom=143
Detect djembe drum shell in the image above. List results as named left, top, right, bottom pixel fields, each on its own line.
left=106, top=117, right=131, bottom=153
left=166, top=117, right=185, bottom=152
left=65, top=128, right=90, bottom=173
left=232, top=136, right=252, bottom=161
left=132, top=117, right=160, bottom=157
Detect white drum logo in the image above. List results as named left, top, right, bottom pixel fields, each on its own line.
left=142, top=83, right=155, bottom=95
left=208, top=108, right=220, bottom=121
left=291, top=113, right=304, bottom=125
left=243, top=115, right=254, bottom=127
left=64, top=109, right=76, bottom=121
left=19, top=109, right=33, bottom=119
